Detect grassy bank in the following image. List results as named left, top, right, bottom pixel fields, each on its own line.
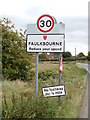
left=2, top=62, right=88, bottom=118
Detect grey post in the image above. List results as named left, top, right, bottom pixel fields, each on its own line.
left=36, top=53, right=39, bottom=97
left=59, top=53, right=62, bottom=104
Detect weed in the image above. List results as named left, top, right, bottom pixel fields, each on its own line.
left=2, top=63, right=88, bottom=118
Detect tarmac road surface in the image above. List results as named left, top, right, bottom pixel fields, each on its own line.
left=79, top=63, right=89, bottom=118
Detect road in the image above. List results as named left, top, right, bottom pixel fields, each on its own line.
left=80, top=64, right=90, bottom=74
left=79, top=63, right=89, bottom=118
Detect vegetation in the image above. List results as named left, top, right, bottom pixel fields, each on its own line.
left=39, top=52, right=88, bottom=62
left=63, top=51, right=72, bottom=58
left=39, top=53, right=48, bottom=60
left=38, top=69, right=58, bottom=81
left=1, top=18, right=34, bottom=80
left=1, top=18, right=88, bottom=119
left=88, top=51, right=90, bottom=61
left=77, top=52, right=85, bottom=58
left=0, top=24, right=2, bottom=76
left=2, top=63, right=88, bottom=118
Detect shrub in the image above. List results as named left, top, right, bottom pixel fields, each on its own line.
left=1, top=18, right=34, bottom=80
left=2, top=93, right=59, bottom=119
left=38, top=70, right=58, bottom=81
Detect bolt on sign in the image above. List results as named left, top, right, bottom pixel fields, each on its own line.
left=42, top=85, right=65, bottom=97
left=26, top=14, right=65, bottom=53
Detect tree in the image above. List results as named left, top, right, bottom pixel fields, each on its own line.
left=39, top=53, right=48, bottom=60
left=2, top=18, right=34, bottom=80
left=77, top=52, right=85, bottom=58
left=88, top=51, right=90, bottom=61
left=63, top=51, right=72, bottom=58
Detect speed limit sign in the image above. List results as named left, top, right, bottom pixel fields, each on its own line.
left=37, top=14, right=54, bottom=32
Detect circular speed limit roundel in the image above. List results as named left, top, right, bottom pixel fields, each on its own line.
left=37, top=14, right=54, bottom=32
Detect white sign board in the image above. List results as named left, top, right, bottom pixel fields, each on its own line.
left=42, top=85, right=65, bottom=97
left=27, top=34, right=64, bottom=52
left=26, top=14, right=65, bottom=53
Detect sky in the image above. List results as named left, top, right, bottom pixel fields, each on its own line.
left=0, top=0, right=89, bottom=55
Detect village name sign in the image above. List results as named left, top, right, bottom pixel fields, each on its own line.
left=26, top=14, right=65, bottom=53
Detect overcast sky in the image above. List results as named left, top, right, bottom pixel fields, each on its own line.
left=0, top=0, right=89, bottom=55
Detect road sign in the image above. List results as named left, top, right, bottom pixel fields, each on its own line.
left=27, top=34, right=64, bottom=52
left=27, top=23, right=65, bottom=35
left=27, top=19, right=65, bottom=53
left=37, top=14, right=54, bottom=32
left=26, top=14, right=65, bottom=101
left=42, top=85, right=65, bottom=97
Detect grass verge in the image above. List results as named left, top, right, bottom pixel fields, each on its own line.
left=2, top=62, right=88, bottom=118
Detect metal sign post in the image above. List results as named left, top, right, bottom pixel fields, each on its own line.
left=59, top=53, right=62, bottom=104
left=36, top=53, right=39, bottom=97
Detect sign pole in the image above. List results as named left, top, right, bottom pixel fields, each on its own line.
left=36, top=53, right=39, bottom=97
left=59, top=53, right=62, bottom=104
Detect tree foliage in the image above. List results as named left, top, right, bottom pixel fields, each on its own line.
left=63, top=51, right=72, bottom=58
left=39, top=53, right=48, bottom=60
left=88, top=51, right=90, bottom=61
left=2, top=18, right=34, bottom=80
left=77, top=52, right=85, bottom=58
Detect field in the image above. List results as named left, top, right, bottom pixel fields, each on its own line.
left=2, top=62, right=88, bottom=118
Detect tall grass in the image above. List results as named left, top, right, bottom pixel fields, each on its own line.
left=2, top=93, right=59, bottom=118
left=2, top=63, right=88, bottom=118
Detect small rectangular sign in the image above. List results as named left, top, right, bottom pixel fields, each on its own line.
left=27, top=34, right=64, bottom=52
left=42, top=85, right=65, bottom=97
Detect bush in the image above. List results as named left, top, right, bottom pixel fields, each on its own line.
left=38, top=70, right=58, bottom=81
left=39, top=53, right=48, bottom=60
left=1, top=18, right=34, bottom=80
left=2, top=93, right=58, bottom=119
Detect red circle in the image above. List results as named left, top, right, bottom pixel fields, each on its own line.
left=37, top=14, right=54, bottom=32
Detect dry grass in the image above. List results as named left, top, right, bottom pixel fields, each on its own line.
left=2, top=62, right=88, bottom=118
left=2, top=80, right=36, bottom=100
left=33, top=62, right=58, bottom=72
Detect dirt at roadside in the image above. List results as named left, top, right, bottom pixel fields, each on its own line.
left=79, top=86, right=88, bottom=118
